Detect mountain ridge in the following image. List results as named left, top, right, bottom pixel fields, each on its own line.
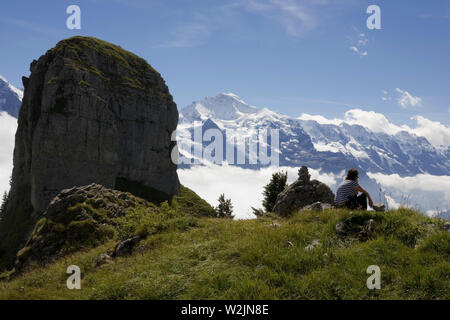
left=178, top=93, right=449, bottom=177
left=0, top=75, right=23, bottom=118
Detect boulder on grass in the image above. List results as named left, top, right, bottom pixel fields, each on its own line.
left=272, top=166, right=335, bottom=217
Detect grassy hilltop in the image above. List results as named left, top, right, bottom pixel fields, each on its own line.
left=0, top=195, right=448, bottom=299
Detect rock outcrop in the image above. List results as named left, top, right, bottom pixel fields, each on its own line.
left=0, top=36, right=180, bottom=269
left=12, top=183, right=215, bottom=270
left=272, top=166, right=335, bottom=216
left=14, top=183, right=152, bottom=268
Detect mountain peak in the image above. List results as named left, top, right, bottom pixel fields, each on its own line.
left=180, top=93, right=258, bottom=122
left=0, top=75, right=23, bottom=101
left=0, top=74, right=23, bottom=117
left=218, top=92, right=246, bottom=103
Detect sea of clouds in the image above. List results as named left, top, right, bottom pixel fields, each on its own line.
left=0, top=112, right=16, bottom=198
left=179, top=166, right=450, bottom=219
left=367, top=172, right=450, bottom=216
left=179, top=165, right=343, bottom=219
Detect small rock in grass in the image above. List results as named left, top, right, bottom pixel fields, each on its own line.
left=265, top=222, right=281, bottom=228
left=284, top=240, right=294, bottom=247
left=372, top=203, right=385, bottom=212
left=94, top=253, right=112, bottom=268
left=113, top=235, right=142, bottom=257
left=305, top=239, right=320, bottom=251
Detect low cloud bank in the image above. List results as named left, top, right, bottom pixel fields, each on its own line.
left=368, top=172, right=450, bottom=215
left=179, top=165, right=450, bottom=219
left=0, top=112, right=17, bottom=197
left=179, top=165, right=341, bottom=219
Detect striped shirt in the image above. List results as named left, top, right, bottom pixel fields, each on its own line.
left=334, top=180, right=359, bottom=205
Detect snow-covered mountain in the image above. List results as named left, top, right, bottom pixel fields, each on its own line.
left=179, top=93, right=449, bottom=175
left=298, top=119, right=449, bottom=176
left=180, top=93, right=258, bottom=121
left=177, top=93, right=450, bottom=209
left=0, top=75, right=23, bottom=118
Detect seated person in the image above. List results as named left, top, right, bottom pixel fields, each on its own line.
left=334, top=168, right=373, bottom=210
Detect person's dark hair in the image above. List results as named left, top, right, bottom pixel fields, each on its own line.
left=346, top=168, right=359, bottom=181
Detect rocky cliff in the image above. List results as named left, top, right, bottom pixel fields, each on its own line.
left=0, top=36, right=180, bottom=269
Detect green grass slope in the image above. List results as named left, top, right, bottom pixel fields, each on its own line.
left=0, top=207, right=448, bottom=300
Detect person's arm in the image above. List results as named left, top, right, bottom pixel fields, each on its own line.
left=355, top=185, right=374, bottom=208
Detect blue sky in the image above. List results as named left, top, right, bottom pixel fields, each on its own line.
left=0, top=0, right=449, bottom=126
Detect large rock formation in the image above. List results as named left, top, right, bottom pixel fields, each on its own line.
left=272, top=166, right=335, bottom=216
left=0, top=36, right=180, bottom=269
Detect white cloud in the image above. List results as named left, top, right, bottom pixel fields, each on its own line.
left=300, top=108, right=450, bottom=148
left=368, top=172, right=450, bottom=214
left=158, top=15, right=213, bottom=48
left=350, top=46, right=367, bottom=57
left=349, top=29, right=368, bottom=57
left=395, top=88, right=422, bottom=108
left=298, top=113, right=342, bottom=125
left=410, top=115, right=450, bottom=148
left=241, top=0, right=328, bottom=37
left=178, top=164, right=340, bottom=219
left=0, top=16, right=61, bottom=37
left=0, top=112, right=17, bottom=197
left=343, top=109, right=402, bottom=135
left=157, top=0, right=351, bottom=47
left=301, top=109, right=402, bottom=135
left=381, top=90, right=391, bottom=101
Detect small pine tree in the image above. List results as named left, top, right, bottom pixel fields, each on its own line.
left=251, top=207, right=266, bottom=218
left=0, top=191, right=9, bottom=220
left=215, top=194, right=234, bottom=219
left=262, top=170, right=288, bottom=212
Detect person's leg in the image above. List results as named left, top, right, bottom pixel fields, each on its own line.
left=357, top=193, right=367, bottom=210
left=345, top=195, right=358, bottom=209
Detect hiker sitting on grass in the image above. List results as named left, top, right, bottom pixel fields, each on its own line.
left=335, top=168, right=373, bottom=210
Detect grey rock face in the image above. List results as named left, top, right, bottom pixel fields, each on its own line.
left=24, top=37, right=179, bottom=212
left=272, top=166, right=335, bottom=217
left=0, top=37, right=180, bottom=269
